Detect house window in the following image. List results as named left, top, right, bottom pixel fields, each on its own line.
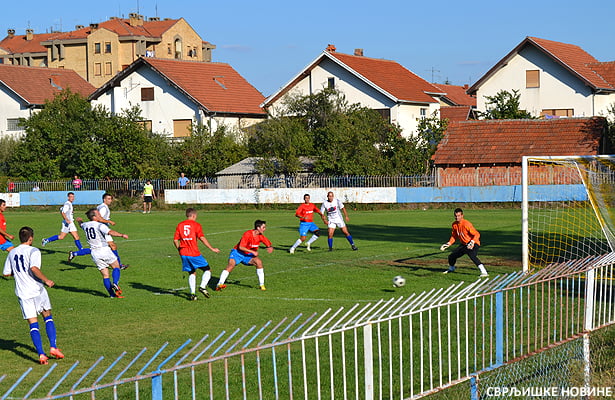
left=173, top=119, right=192, bottom=137
left=526, top=70, right=540, bottom=88
left=141, top=87, right=155, bottom=101
left=104, top=62, right=112, bottom=75
left=104, top=42, right=112, bottom=54
left=327, top=77, right=335, bottom=89
left=374, top=108, right=391, bottom=123
left=94, top=63, right=102, bottom=76
left=94, top=42, right=101, bottom=54
left=540, top=108, right=574, bottom=117
left=420, top=108, right=428, bottom=118
left=138, top=120, right=152, bottom=132
left=7, top=118, right=23, bottom=131
left=167, top=44, right=172, bottom=55
left=174, top=38, right=182, bottom=59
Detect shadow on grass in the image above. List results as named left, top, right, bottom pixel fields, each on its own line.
left=129, top=282, right=187, bottom=298
left=52, top=283, right=106, bottom=297
left=0, top=338, right=38, bottom=363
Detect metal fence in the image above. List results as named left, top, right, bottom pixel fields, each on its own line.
left=2, top=253, right=614, bottom=399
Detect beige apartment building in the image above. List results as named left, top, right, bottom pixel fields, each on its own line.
left=0, top=13, right=215, bottom=87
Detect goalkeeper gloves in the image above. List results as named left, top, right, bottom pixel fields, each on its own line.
left=440, top=243, right=450, bottom=251
left=467, top=240, right=475, bottom=249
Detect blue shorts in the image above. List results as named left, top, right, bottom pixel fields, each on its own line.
left=180, top=255, right=210, bottom=273
left=229, top=249, right=255, bottom=266
left=298, top=222, right=319, bottom=237
left=0, top=241, right=14, bottom=251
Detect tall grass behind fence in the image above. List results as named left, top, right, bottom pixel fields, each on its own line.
left=2, top=253, right=614, bottom=399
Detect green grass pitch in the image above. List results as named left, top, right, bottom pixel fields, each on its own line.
left=0, top=206, right=522, bottom=390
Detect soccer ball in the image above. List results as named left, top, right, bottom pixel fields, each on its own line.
left=392, top=275, right=406, bottom=288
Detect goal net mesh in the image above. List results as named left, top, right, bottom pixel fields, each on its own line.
left=525, top=156, right=615, bottom=270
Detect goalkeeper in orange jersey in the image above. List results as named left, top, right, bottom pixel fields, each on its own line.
left=440, top=208, right=488, bottom=277
left=289, top=194, right=328, bottom=254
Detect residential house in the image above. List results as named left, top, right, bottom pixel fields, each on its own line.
left=0, top=14, right=216, bottom=87
left=89, top=57, right=267, bottom=137
left=432, top=83, right=477, bottom=122
left=0, top=64, right=95, bottom=136
left=432, top=117, right=606, bottom=187
left=262, top=45, right=445, bottom=138
left=467, top=37, right=615, bottom=118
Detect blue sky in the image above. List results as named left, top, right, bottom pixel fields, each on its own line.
left=2, top=1, right=613, bottom=97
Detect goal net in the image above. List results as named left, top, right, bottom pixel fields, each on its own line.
left=522, top=155, right=615, bottom=272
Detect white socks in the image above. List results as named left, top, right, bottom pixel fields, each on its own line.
left=200, top=270, right=211, bottom=289
left=307, top=235, right=319, bottom=245
left=256, top=269, right=265, bottom=286
left=218, top=270, right=229, bottom=285
left=188, top=274, right=196, bottom=294
left=478, top=264, right=488, bottom=275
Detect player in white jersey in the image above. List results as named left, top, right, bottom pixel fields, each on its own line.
left=41, top=192, right=85, bottom=255
left=320, top=191, right=358, bottom=251
left=69, top=193, right=128, bottom=268
left=3, top=226, right=64, bottom=365
left=77, top=208, right=129, bottom=298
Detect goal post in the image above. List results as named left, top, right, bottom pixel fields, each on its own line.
left=521, top=155, right=615, bottom=273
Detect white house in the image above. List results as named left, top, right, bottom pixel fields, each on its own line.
left=0, top=64, right=95, bottom=136
left=90, top=57, right=267, bottom=137
left=468, top=37, right=615, bottom=118
left=262, top=45, right=445, bottom=137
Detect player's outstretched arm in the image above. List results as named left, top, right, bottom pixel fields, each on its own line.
left=199, top=236, right=220, bottom=253
left=109, top=230, right=128, bottom=239
left=440, top=243, right=450, bottom=251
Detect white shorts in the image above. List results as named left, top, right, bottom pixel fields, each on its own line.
left=327, top=218, right=346, bottom=229
left=61, top=221, right=77, bottom=234
left=91, top=247, right=118, bottom=270
left=19, top=290, right=51, bottom=320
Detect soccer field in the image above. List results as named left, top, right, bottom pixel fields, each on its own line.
left=0, top=206, right=522, bottom=391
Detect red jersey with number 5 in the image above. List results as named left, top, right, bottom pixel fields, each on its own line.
left=174, top=219, right=204, bottom=257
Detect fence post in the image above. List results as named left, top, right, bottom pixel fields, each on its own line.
left=151, top=374, right=162, bottom=400
left=583, top=268, right=596, bottom=389
left=495, top=291, right=504, bottom=366
left=470, top=375, right=478, bottom=400
left=363, top=324, right=373, bottom=400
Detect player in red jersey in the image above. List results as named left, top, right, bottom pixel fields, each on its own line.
left=216, top=220, right=273, bottom=291
left=0, top=199, right=15, bottom=252
left=289, top=194, right=328, bottom=254
left=173, top=208, right=220, bottom=300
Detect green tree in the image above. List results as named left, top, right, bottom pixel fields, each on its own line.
left=10, top=90, right=171, bottom=179
left=174, top=124, right=248, bottom=177
left=481, top=89, right=533, bottom=119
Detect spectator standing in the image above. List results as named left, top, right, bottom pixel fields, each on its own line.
left=72, top=176, right=82, bottom=191
left=178, top=173, right=190, bottom=189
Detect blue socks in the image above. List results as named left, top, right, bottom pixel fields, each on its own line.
left=74, top=248, right=91, bottom=256
left=346, top=235, right=355, bottom=245
left=103, top=278, right=114, bottom=297
left=74, top=239, right=83, bottom=250
left=44, top=315, right=57, bottom=348
left=113, top=250, right=122, bottom=266
left=328, top=238, right=333, bottom=249
left=45, top=235, right=59, bottom=243
left=112, top=268, right=120, bottom=285
left=29, top=322, right=44, bottom=355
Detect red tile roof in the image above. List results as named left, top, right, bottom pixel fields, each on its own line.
left=432, top=118, right=604, bottom=165
left=93, top=58, right=266, bottom=115
left=469, top=37, right=615, bottom=94
left=439, top=106, right=472, bottom=122
left=527, top=37, right=613, bottom=89
left=0, top=64, right=95, bottom=104
left=432, top=84, right=476, bottom=106
left=328, top=52, right=441, bottom=103
left=49, top=18, right=179, bottom=40
left=588, top=61, right=615, bottom=89
left=0, top=32, right=61, bottom=54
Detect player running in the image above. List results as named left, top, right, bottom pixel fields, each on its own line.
left=173, top=208, right=220, bottom=301
left=440, top=208, right=488, bottom=277
left=77, top=209, right=129, bottom=298
left=216, top=220, right=273, bottom=291
left=3, top=226, right=64, bottom=365
left=289, top=193, right=328, bottom=253
left=41, top=192, right=85, bottom=254
left=0, top=198, right=15, bottom=253
left=69, top=193, right=128, bottom=269
left=320, top=191, right=358, bottom=251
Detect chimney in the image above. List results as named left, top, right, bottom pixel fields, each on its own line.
left=463, top=84, right=469, bottom=89
left=89, top=23, right=99, bottom=31
left=149, top=17, right=160, bottom=21
left=129, top=13, right=144, bottom=26
left=7, top=29, right=15, bottom=38
left=354, top=48, right=363, bottom=56
left=25, top=29, right=34, bottom=41
left=325, top=44, right=336, bottom=53
left=75, top=25, right=85, bottom=30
